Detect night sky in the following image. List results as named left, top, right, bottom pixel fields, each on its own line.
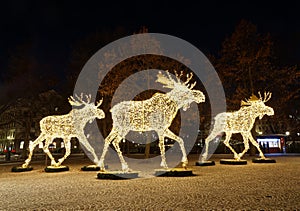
left=1, top=0, right=300, bottom=85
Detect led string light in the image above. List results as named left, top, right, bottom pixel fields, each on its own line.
left=98, top=71, right=205, bottom=171
left=22, top=94, right=104, bottom=168
left=202, top=92, right=274, bottom=161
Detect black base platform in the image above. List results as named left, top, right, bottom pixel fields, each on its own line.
left=195, top=160, right=215, bottom=166
left=45, top=165, right=69, bottom=172
left=154, top=168, right=194, bottom=177
left=220, top=159, right=247, bottom=165
left=252, top=158, right=276, bottom=163
left=97, top=171, right=139, bottom=180
left=11, top=166, right=33, bottom=172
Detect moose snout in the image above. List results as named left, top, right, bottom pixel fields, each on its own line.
left=193, top=90, right=205, bottom=103
left=267, top=107, right=274, bottom=116
left=97, top=109, right=105, bottom=119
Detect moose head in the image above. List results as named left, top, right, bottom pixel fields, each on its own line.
left=156, top=70, right=205, bottom=111
left=68, top=93, right=105, bottom=122
left=241, top=92, right=274, bottom=119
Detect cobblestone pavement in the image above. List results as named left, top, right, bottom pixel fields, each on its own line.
left=0, top=154, right=299, bottom=210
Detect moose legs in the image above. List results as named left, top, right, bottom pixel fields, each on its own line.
left=77, top=134, right=99, bottom=164
left=112, top=136, right=129, bottom=171
left=43, top=137, right=58, bottom=166
left=98, top=128, right=130, bottom=172
left=223, top=132, right=240, bottom=160
left=158, top=134, right=167, bottom=168
left=163, top=129, right=188, bottom=168
left=237, top=132, right=266, bottom=159
left=237, top=132, right=250, bottom=160
left=98, top=129, right=117, bottom=170
left=57, top=140, right=71, bottom=166
left=23, top=135, right=58, bottom=167
left=223, top=132, right=266, bottom=160
left=201, top=132, right=220, bottom=161
left=201, top=138, right=210, bottom=161
left=22, top=134, right=45, bottom=168
left=247, top=133, right=266, bottom=159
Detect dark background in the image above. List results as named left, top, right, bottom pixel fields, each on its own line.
left=0, top=0, right=299, bottom=95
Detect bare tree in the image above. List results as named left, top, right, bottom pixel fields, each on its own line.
left=213, top=20, right=299, bottom=152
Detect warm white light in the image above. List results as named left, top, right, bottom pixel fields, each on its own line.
left=20, top=141, right=24, bottom=149
left=22, top=94, right=105, bottom=168
left=202, top=92, right=274, bottom=161
left=98, top=71, right=205, bottom=171
left=285, top=131, right=290, bottom=136
left=7, top=130, right=15, bottom=140
left=258, top=131, right=263, bottom=135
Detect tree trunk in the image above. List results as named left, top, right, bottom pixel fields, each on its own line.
left=126, top=141, right=130, bottom=155
left=22, top=120, right=30, bottom=159
left=249, top=126, right=258, bottom=156
left=249, top=142, right=256, bottom=156
left=144, top=135, right=151, bottom=158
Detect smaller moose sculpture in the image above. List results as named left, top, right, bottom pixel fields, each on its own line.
left=22, top=94, right=104, bottom=168
left=201, top=92, right=274, bottom=162
left=98, top=70, right=205, bottom=172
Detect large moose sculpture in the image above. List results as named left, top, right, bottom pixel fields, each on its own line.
left=201, top=92, right=274, bottom=162
left=22, top=94, right=104, bottom=168
left=98, top=71, right=205, bottom=172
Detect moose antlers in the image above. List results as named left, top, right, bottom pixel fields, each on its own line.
left=68, top=93, right=103, bottom=107
left=258, top=91, right=272, bottom=102
left=241, top=92, right=272, bottom=106
left=156, top=70, right=196, bottom=89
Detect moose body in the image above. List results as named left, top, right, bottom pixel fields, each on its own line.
left=98, top=71, right=205, bottom=171
left=22, top=94, right=104, bottom=168
left=214, top=107, right=257, bottom=133
left=41, top=113, right=75, bottom=136
left=111, top=93, right=178, bottom=133
left=202, top=92, right=274, bottom=161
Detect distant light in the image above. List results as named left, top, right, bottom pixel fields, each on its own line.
left=20, top=141, right=24, bottom=149
left=258, top=131, right=263, bottom=135
left=286, top=131, right=290, bottom=136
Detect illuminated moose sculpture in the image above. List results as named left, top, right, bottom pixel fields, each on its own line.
left=98, top=71, right=205, bottom=172
left=22, top=94, right=105, bottom=168
left=201, top=92, right=274, bottom=161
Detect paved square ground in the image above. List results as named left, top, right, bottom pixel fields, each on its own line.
left=0, top=154, right=299, bottom=210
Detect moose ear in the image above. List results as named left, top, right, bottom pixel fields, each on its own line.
left=241, top=100, right=248, bottom=106
left=249, top=94, right=259, bottom=101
